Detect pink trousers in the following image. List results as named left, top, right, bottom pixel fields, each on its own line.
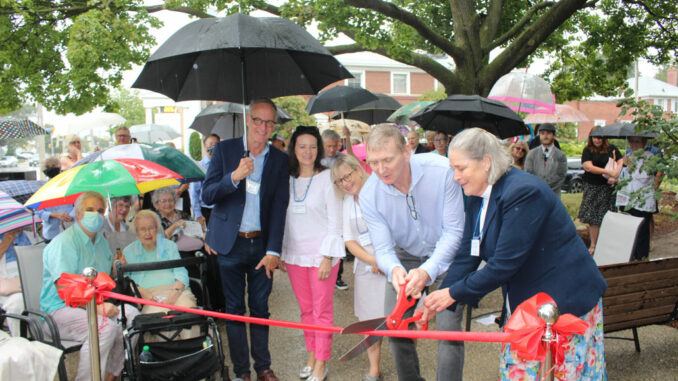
left=286, top=263, right=339, bottom=361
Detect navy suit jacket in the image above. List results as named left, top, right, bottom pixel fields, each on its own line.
left=201, top=138, right=289, bottom=255
left=442, top=168, right=607, bottom=318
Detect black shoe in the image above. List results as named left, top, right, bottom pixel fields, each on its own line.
left=335, top=279, right=348, bottom=290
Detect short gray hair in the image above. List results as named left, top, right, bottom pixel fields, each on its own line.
left=152, top=187, right=178, bottom=205
left=321, top=129, right=341, bottom=142
left=131, top=209, right=163, bottom=234
left=249, top=98, right=277, bottom=121
left=74, top=191, right=106, bottom=213
left=449, top=128, right=513, bottom=185
left=366, top=124, right=406, bottom=152
left=330, top=154, right=367, bottom=194
left=111, top=196, right=132, bottom=207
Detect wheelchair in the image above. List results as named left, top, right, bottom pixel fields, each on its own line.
left=115, top=257, right=230, bottom=381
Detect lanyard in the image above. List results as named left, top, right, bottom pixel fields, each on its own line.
left=472, top=199, right=485, bottom=240
left=353, top=198, right=369, bottom=235
left=292, top=171, right=315, bottom=202
left=247, top=151, right=269, bottom=183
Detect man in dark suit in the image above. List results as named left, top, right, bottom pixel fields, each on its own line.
left=202, top=98, right=289, bottom=381
left=407, top=129, right=431, bottom=155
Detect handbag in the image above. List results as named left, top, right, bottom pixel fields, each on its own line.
left=602, top=151, right=620, bottom=184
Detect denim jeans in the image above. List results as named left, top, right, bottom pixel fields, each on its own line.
left=217, top=236, right=273, bottom=377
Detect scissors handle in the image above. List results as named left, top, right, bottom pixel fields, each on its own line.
left=386, top=281, right=419, bottom=330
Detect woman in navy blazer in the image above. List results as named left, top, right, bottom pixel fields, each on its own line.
left=421, top=128, right=608, bottom=380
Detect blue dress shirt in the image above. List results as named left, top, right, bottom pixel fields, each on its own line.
left=233, top=137, right=269, bottom=233
left=359, top=153, right=465, bottom=283
left=0, top=231, right=31, bottom=263
left=189, top=156, right=213, bottom=219
left=36, top=205, right=75, bottom=241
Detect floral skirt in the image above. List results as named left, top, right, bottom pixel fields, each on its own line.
left=499, top=299, right=607, bottom=380
left=578, top=182, right=616, bottom=226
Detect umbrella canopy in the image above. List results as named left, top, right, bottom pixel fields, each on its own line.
left=488, top=72, right=555, bottom=114
left=129, top=124, right=181, bottom=143
left=75, top=143, right=205, bottom=182
left=590, top=122, right=658, bottom=139
left=0, top=180, right=47, bottom=204
left=0, top=117, right=49, bottom=139
left=0, top=190, right=41, bottom=235
left=25, top=159, right=183, bottom=210
left=524, top=104, right=591, bottom=124
left=54, top=112, right=125, bottom=136
left=410, top=95, right=529, bottom=139
left=306, top=86, right=377, bottom=114
left=342, top=142, right=367, bottom=161
left=387, top=101, right=435, bottom=125
left=327, top=119, right=371, bottom=137
left=330, top=93, right=402, bottom=125
left=189, top=102, right=293, bottom=139
left=132, top=13, right=352, bottom=104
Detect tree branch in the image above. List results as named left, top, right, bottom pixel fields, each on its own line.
left=344, top=0, right=464, bottom=59
left=327, top=44, right=366, bottom=55
left=489, top=1, right=555, bottom=51
left=145, top=5, right=213, bottom=18
left=480, top=0, right=505, bottom=46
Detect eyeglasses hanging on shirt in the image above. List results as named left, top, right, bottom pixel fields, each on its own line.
left=406, top=193, right=418, bottom=220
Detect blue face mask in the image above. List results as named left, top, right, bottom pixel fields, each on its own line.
left=81, top=211, right=104, bottom=233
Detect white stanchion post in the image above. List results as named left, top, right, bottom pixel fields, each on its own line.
left=537, top=302, right=559, bottom=381
left=83, top=267, right=102, bottom=381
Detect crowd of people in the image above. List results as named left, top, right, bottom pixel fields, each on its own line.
left=0, top=96, right=666, bottom=381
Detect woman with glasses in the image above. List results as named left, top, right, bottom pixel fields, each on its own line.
left=508, top=140, right=529, bottom=170
left=281, top=126, right=344, bottom=381
left=331, top=155, right=385, bottom=381
left=433, top=131, right=450, bottom=157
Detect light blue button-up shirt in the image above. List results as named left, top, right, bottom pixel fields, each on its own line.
left=36, top=205, right=75, bottom=241
left=40, top=223, right=113, bottom=314
left=359, top=153, right=465, bottom=283
left=189, top=156, right=213, bottom=219
left=233, top=137, right=269, bottom=233
left=123, top=236, right=189, bottom=289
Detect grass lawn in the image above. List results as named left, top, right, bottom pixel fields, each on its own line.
left=561, top=192, right=584, bottom=228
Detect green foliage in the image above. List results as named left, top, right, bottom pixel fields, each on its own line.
left=272, top=96, right=316, bottom=138
left=189, top=132, right=202, bottom=161
left=104, top=87, right=146, bottom=127
left=559, top=140, right=587, bottom=158
left=561, top=193, right=583, bottom=222
left=418, top=88, right=446, bottom=102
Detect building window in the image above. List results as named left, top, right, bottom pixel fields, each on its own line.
left=594, top=120, right=606, bottom=127
left=392, top=72, right=409, bottom=94
left=655, top=98, right=667, bottom=111
left=346, top=71, right=364, bottom=88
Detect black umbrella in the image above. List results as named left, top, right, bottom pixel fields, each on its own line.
left=189, top=102, right=293, bottom=139
left=410, top=95, right=529, bottom=139
left=330, top=93, right=402, bottom=125
left=590, top=122, right=658, bottom=139
left=306, top=86, right=378, bottom=114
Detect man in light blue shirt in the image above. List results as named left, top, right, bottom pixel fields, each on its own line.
left=360, top=125, right=465, bottom=381
left=40, top=191, right=138, bottom=381
left=189, top=133, right=220, bottom=229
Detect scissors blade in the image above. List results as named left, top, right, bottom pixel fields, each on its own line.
left=341, top=317, right=386, bottom=334
left=338, top=320, right=387, bottom=361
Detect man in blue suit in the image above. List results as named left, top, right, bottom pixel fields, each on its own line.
left=202, top=98, right=289, bottom=381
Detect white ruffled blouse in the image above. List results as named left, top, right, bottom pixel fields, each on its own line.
left=282, top=169, right=345, bottom=267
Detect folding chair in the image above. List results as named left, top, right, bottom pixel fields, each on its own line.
left=15, top=244, right=82, bottom=381
left=593, top=211, right=644, bottom=266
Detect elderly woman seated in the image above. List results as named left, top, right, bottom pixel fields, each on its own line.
left=123, top=210, right=197, bottom=319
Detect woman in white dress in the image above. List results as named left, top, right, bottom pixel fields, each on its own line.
left=331, top=155, right=386, bottom=381
left=281, top=126, right=344, bottom=381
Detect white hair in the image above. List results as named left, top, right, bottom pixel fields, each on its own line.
left=449, top=128, right=513, bottom=185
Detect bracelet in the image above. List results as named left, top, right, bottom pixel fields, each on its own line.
left=323, top=255, right=333, bottom=261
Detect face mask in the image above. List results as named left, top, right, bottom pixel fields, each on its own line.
left=43, top=167, right=60, bottom=178
left=81, top=211, right=104, bottom=232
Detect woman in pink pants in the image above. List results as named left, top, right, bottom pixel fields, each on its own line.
left=281, top=126, right=344, bottom=381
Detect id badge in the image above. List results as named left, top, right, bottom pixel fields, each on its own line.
left=471, top=238, right=480, bottom=257
left=359, top=232, right=371, bottom=246
left=292, top=201, right=306, bottom=214
left=246, top=179, right=260, bottom=195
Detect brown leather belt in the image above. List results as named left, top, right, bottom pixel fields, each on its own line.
left=238, top=231, right=262, bottom=238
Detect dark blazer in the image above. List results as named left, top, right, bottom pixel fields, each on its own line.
left=202, top=138, right=289, bottom=255
left=414, top=145, right=430, bottom=154
left=443, top=168, right=606, bottom=318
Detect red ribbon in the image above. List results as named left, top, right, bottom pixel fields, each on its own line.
left=503, top=292, right=588, bottom=365
left=57, top=272, right=116, bottom=308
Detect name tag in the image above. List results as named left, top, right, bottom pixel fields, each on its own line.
left=471, top=238, right=480, bottom=257
left=359, top=232, right=371, bottom=246
left=292, top=201, right=306, bottom=214
left=246, top=179, right=260, bottom=195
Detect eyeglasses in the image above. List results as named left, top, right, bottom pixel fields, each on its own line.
left=406, top=194, right=418, bottom=220
left=157, top=199, right=174, bottom=204
left=334, top=170, right=355, bottom=186
left=116, top=134, right=131, bottom=139
left=514, top=147, right=526, bottom=152
left=138, top=226, right=157, bottom=234
left=251, top=116, right=277, bottom=128
left=433, top=139, right=447, bottom=143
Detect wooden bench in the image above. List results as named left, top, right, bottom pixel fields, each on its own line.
left=599, top=257, right=678, bottom=352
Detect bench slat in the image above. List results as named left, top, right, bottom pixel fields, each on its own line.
left=603, top=304, right=675, bottom=325
left=599, top=257, right=678, bottom=277
left=604, top=268, right=678, bottom=287
left=604, top=315, right=671, bottom=333
left=603, top=277, right=678, bottom=297
left=604, top=294, right=678, bottom=315
left=603, top=286, right=678, bottom=306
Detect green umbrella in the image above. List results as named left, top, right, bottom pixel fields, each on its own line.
left=75, top=143, right=205, bottom=182
left=387, top=101, right=435, bottom=125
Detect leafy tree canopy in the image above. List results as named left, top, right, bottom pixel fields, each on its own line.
left=1, top=0, right=677, bottom=115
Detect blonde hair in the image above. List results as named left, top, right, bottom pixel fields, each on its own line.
left=449, top=128, right=513, bottom=185
left=330, top=155, right=367, bottom=195
left=508, top=140, right=529, bottom=168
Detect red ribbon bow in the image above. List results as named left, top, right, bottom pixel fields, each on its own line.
left=57, top=272, right=116, bottom=308
left=503, top=292, right=588, bottom=365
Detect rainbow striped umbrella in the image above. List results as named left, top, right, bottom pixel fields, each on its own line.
left=0, top=117, right=49, bottom=139
left=0, top=190, right=41, bottom=235
left=25, top=159, right=183, bottom=210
